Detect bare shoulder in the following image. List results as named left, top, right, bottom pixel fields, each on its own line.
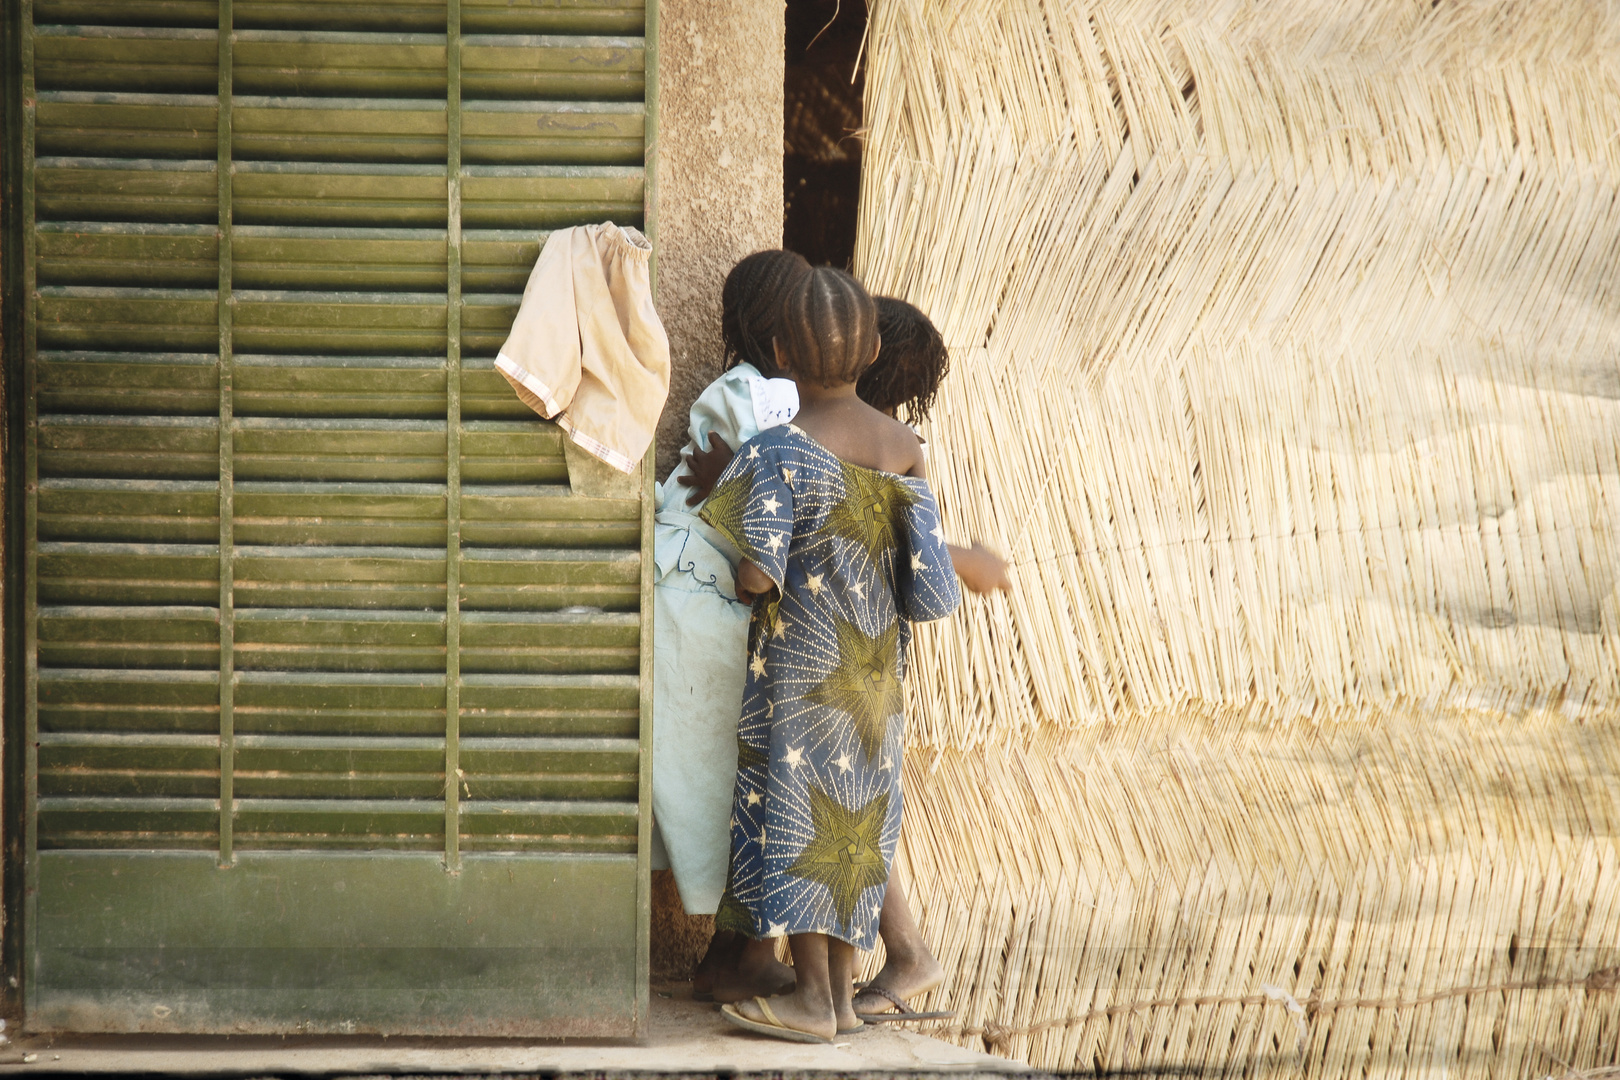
left=876, top=412, right=926, bottom=478
left=792, top=397, right=925, bottom=476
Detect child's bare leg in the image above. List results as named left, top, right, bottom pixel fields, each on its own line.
left=711, top=935, right=795, bottom=1003
left=693, top=929, right=741, bottom=996
left=731, top=933, right=837, bottom=1040
left=852, top=879, right=946, bottom=1014
left=828, top=936, right=859, bottom=1031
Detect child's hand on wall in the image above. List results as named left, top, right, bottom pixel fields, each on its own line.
left=677, top=433, right=735, bottom=506
left=948, top=541, right=1012, bottom=594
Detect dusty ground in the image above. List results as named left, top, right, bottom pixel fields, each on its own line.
left=0, top=982, right=1029, bottom=1076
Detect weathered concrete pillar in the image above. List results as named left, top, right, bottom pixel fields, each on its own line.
left=651, top=0, right=785, bottom=477
left=647, top=0, right=785, bottom=979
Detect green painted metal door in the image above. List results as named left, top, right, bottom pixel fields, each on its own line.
left=6, top=0, right=656, bottom=1036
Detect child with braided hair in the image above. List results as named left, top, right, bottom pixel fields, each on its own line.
left=699, top=266, right=962, bottom=1041
left=680, top=283, right=1006, bottom=1036
left=658, top=259, right=1009, bottom=1015
left=652, top=250, right=812, bottom=961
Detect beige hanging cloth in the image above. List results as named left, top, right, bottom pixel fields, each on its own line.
left=495, top=222, right=670, bottom=473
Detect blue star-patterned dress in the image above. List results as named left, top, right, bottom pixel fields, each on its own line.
left=699, top=424, right=961, bottom=947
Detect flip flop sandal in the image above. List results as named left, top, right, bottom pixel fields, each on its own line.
left=853, top=986, right=956, bottom=1023
left=721, top=997, right=833, bottom=1044
left=838, top=1021, right=866, bottom=1035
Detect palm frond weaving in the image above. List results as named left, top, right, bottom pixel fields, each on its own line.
left=854, top=1, right=1620, bottom=1074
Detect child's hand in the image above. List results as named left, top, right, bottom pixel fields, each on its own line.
left=677, top=433, right=734, bottom=506
left=734, top=558, right=776, bottom=604
left=948, top=541, right=1012, bottom=594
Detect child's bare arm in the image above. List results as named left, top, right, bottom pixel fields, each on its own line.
left=734, top=558, right=776, bottom=604
left=948, top=541, right=1012, bottom=594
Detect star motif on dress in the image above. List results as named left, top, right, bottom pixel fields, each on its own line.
left=930, top=523, right=946, bottom=544
left=787, top=423, right=804, bottom=436
left=783, top=745, right=805, bottom=768
left=881, top=754, right=893, bottom=771
left=806, top=572, right=823, bottom=594
left=767, top=921, right=788, bottom=937
left=772, top=614, right=791, bottom=638
left=826, top=460, right=918, bottom=562
left=835, top=752, right=853, bottom=774
left=786, top=786, right=891, bottom=932
left=748, top=444, right=760, bottom=459
left=746, top=789, right=762, bottom=806
left=761, top=493, right=782, bottom=514
left=759, top=825, right=767, bottom=846
left=750, top=652, right=767, bottom=678
left=765, top=532, right=784, bottom=553
left=849, top=580, right=866, bottom=599
left=805, top=616, right=901, bottom=761
left=911, top=552, right=928, bottom=572
left=730, top=814, right=739, bottom=829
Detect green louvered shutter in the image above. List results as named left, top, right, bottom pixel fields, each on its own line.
left=11, top=0, right=655, bottom=1035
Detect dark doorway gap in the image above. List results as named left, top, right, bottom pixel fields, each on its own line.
left=783, top=0, right=867, bottom=269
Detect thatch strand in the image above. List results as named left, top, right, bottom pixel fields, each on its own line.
left=855, top=0, right=1620, bottom=1074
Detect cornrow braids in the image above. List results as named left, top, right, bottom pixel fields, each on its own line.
left=777, top=266, right=879, bottom=388
left=721, top=249, right=812, bottom=372
left=859, top=296, right=950, bottom=425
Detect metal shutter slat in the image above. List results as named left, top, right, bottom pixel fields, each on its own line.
left=37, top=157, right=218, bottom=223
left=461, top=34, right=642, bottom=101
left=38, top=669, right=222, bottom=736
left=38, top=479, right=220, bottom=543
left=39, top=541, right=219, bottom=606
left=38, top=605, right=220, bottom=670
left=38, top=351, right=219, bottom=416
left=38, top=412, right=221, bottom=479
left=461, top=0, right=643, bottom=36
left=36, top=285, right=218, bottom=352
left=36, top=2, right=220, bottom=28
left=233, top=542, right=447, bottom=608
left=461, top=165, right=642, bottom=228
left=235, top=354, right=446, bottom=418
left=234, top=31, right=448, bottom=98
left=233, top=226, right=448, bottom=290
left=233, top=486, right=447, bottom=547
left=37, top=222, right=218, bottom=288
left=233, top=161, right=448, bottom=226
left=34, top=25, right=219, bottom=93
left=37, top=91, right=220, bottom=159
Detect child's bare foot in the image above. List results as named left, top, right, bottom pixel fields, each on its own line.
left=711, top=938, right=795, bottom=1004
left=850, top=951, right=945, bottom=1016
left=729, top=989, right=837, bottom=1042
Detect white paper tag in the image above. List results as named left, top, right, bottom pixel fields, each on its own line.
left=750, top=377, right=800, bottom=431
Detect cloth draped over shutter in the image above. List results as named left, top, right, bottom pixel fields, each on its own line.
left=495, top=222, right=671, bottom=473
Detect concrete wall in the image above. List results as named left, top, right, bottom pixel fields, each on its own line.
left=646, top=0, right=785, bottom=977
left=651, top=0, right=785, bottom=480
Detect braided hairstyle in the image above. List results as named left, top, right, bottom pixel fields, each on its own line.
left=777, top=266, right=879, bottom=388
left=721, top=249, right=813, bottom=372
left=858, top=296, right=950, bottom=425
